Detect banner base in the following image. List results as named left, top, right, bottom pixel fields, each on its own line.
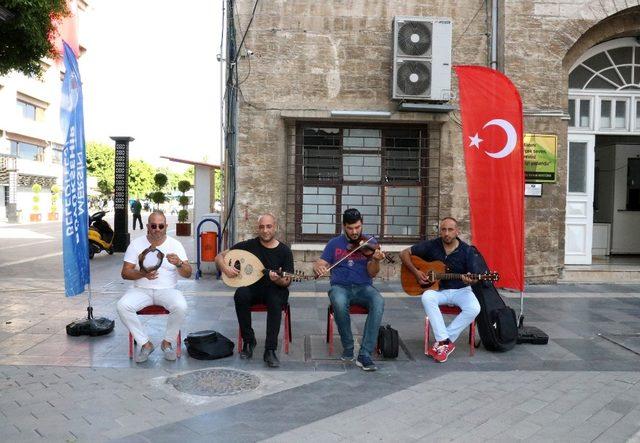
left=66, top=306, right=114, bottom=337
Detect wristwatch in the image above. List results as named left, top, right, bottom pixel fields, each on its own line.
left=176, top=260, right=183, bottom=268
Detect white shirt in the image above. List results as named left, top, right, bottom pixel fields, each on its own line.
left=123, top=235, right=188, bottom=289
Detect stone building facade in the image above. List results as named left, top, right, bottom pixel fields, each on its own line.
left=226, top=1, right=640, bottom=283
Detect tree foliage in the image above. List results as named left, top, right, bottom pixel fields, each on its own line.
left=86, top=142, right=159, bottom=199
left=177, top=180, right=191, bottom=222
left=214, top=169, right=223, bottom=202
left=97, top=179, right=112, bottom=197
left=0, top=0, right=69, bottom=77
left=129, top=160, right=155, bottom=198
left=154, top=173, right=168, bottom=189
left=177, top=180, right=191, bottom=194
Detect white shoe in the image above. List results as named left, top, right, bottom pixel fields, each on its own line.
left=135, top=344, right=155, bottom=363
left=162, top=344, right=177, bottom=361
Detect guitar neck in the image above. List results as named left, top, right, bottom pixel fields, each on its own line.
left=435, top=273, right=480, bottom=281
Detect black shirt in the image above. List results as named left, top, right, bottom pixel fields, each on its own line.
left=232, top=237, right=294, bottom=292
left=410, top=237, right=477, bottom=290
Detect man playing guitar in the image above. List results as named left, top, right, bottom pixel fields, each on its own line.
left=399, top=217, right=480, bottom=363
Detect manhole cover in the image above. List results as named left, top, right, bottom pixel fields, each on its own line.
left=166, top=368, right=260, bottom=397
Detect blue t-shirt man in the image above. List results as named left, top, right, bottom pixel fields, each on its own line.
left=320, top=234, right=378, bottom=286
left=313, top=208, right=385, bottom=372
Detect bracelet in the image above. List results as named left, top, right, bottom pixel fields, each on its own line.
left=176, top=261, right=183, bottom=268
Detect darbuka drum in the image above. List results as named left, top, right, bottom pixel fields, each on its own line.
left=139, top=247, right=164, bottom=273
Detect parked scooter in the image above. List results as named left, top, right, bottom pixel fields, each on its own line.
left=88, top=211, right=114, bottom=259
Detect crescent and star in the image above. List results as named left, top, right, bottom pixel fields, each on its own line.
left=468, top=118, right=517, bottom=159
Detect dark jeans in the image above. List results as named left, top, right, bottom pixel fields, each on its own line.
left=234, top=286, right=288, bottom=351
left=132, top=214, right=143, bottom=230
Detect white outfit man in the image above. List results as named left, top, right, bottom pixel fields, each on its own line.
left=117, top=211, right=192, bottom=363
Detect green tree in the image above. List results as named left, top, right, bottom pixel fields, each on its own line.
left=151, top=173, right=168, bottom=209
left=214, top=169, right=223, bottom=202
left=0, top=0, right=69, bottom=77
left=156, top=167, right=182, bottom=193
left=50, top=184, right=61, bottom=213
left=86, top=142, right=115, bottom=192
left=177, top=180, right=191, bottom=222
left=31, top=183, right=42, bottom=214
left=129, top=160, right=155, bottom=199
left=97, top=179, right=112, bottom=199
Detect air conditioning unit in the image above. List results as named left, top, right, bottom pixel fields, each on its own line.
left=392, top=16, right=452, bottom=101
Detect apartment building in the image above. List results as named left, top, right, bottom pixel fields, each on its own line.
left=0, top=0, right=88, bottom=223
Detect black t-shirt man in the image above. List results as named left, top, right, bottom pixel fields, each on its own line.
left=231, top=237, right=294, bottom=294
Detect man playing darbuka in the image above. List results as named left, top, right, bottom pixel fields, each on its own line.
left=400, top=217, right=480, bottom=363
left=117, top=211, right=192, bottom=363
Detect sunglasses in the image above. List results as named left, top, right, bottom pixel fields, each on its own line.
left=149, top=224, right=166, bottom=230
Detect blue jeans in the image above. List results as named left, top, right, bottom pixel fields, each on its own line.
left=328, top=284, right=385, bottom=358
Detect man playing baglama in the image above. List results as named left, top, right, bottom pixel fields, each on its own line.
left=313, top=208, right=385, bottom=372
left=215, top=213, right=294, bottom=368
left=117, top=211, right=192, bottom=363
left=399, top=217, right=480, bottom=363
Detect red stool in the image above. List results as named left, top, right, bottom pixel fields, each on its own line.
left=424, top=305, right=476, bottom=356
left=128, top=305, right=182, bottom=359
left=326, top=304, right=370, bottom=355
left=237, top=303, right=292, bottom=354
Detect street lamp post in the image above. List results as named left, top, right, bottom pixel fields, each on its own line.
left=110, top=136, right=134, bottom=252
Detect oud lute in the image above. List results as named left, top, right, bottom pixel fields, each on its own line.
left=221, top=249, right=311, bottom=288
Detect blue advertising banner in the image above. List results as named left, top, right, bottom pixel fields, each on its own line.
left=60, top=42, right=90, bottom=297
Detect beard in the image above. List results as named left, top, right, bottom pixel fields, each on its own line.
left=259, top=232, right=274, bottom=243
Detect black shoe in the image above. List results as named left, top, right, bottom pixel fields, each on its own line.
left=263, top=350, right=280, bottom=368
left=240, top=340, right=255, bottom=359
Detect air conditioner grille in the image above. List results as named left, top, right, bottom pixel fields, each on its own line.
left=396, top=61, right=431, bottom=96
left=397, top=21, right=432, bottom=56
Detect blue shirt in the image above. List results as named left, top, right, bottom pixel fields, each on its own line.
left=321, top=234, right=376, bottom=286
left=410, top=238, right=477, bottom=290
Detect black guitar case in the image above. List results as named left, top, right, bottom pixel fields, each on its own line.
left=470, top=247, right=518, bottom=352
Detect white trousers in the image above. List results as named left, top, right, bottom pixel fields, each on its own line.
left=116, top=287, right=187, bottom=346
left=421, top=286, right=480, bottom=343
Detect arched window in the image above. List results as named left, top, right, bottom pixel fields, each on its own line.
left=569, top=38, right=640, bottom=133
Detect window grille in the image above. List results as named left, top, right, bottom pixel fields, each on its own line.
left=286, top=122, right=440, bottom=243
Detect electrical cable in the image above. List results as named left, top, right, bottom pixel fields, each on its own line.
left=453, top=0, right=487, bottom=50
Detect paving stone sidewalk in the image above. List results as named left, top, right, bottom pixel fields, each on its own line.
left=1, top=273, right=639, bottom=442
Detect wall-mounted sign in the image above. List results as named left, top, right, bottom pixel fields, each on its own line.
left=524, top=133, right=557, bottom=183
left=525, top=183, right=543, bottom=197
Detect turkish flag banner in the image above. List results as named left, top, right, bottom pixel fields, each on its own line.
left=454, top=65, right=524, bottom=291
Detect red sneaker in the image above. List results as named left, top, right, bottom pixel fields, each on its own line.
left=427, top=343, right=439, bottom=359
left=433, top=342, right=455, bottom=363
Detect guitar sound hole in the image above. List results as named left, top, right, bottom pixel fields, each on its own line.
left=233, top=260, right=241, bottom=271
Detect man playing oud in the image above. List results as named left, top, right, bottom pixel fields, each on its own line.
left=215, top=213, right=294, bottom=368
left=399, top=217, right=480, bottom=363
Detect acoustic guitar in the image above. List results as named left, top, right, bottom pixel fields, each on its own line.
left=401, top=256, right=499, bottom=296
left=221, top=249, right=311, bottom=288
